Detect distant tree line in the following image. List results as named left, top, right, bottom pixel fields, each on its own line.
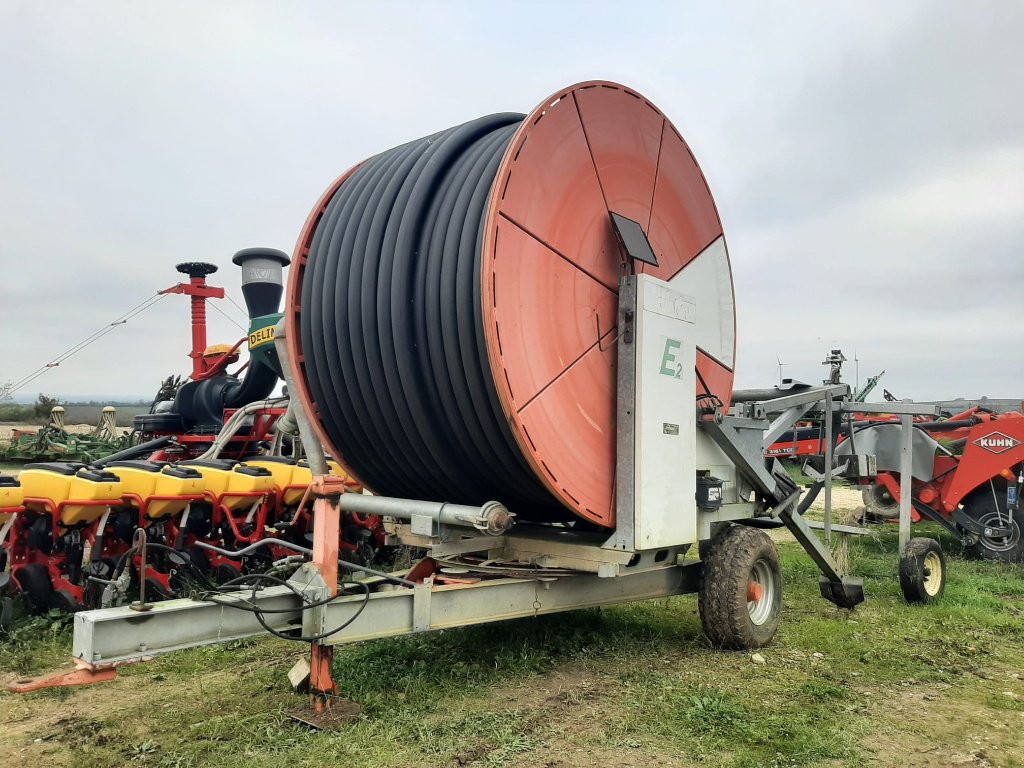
left=0, top=394, right=63, bottom=423
left=0, top=394, right=147, bottom=426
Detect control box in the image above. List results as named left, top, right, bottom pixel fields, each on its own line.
left=612, top=274, right=697, bottom=550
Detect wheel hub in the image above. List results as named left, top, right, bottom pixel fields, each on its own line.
left=978, top=511, right=1021, bottom=553
left=747, top=558, right=776, bottom=626
left=922, top=551, right=943, bottom=597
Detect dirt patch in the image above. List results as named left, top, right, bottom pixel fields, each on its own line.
left=806, top=485, right=864, bottom=513
left=449, top=668, right=686, bottom=768
left=287, top=697, right=362, bottom=730
left=864, top=679, right=1024, bottom=767
left=0, top=667, right=240, bottom=766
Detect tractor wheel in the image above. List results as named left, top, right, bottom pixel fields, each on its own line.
left=0, top=596, right=12, bottom=633
left=899, top=537, right=946, bottom=604
left=698, top=525, right=782, bottom=649
left=215, top=562, right=242, bottom=584
left=168, top=545, right=211, bottom=594
left=13, top=565, right=53, bottom=614
left=50, top=589, right=83, bottom=613
left=962, top=490, right=1023, bottom=563
left=862, top=483, right=899, bottom=519
left=144, top=577, right=173, bottom=602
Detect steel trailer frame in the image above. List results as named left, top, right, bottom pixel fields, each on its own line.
left=46, top=275, right=871, bottom=701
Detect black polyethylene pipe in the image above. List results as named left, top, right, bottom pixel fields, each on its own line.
left=299, top=114, right=571, bottom=520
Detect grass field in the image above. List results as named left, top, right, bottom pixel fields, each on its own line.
left=1, top=524, right=1022, bottom=768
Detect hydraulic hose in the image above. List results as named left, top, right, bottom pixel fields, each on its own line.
left=299, top=113, right=570, bottom=520
left=92, top=436, right=175, bottom=467
left=221, top=360, right=280, bottom=411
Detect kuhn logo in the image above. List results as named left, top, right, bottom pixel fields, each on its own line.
left=973, top=431, right=1021, bottom=455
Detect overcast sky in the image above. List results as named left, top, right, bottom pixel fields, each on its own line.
left=1, top=1, right=1021, bottom=403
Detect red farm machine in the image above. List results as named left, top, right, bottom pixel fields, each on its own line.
left=0, top=250, right=390, bottom=625
left=760, top=354, right=1023, bottom=563
left=848, top=410, right=1024, bottom=562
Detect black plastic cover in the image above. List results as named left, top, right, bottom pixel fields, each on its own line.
left=180, top=459, right=237, bottom=470
left=77, top=469, right=120, bottom=483
left=234, top=464, right=272, bottom=477
left=161, top=465, right=203, bottom=480
left=23, top=462, right=85, bottom=476
left=106, top=460, right=163, bottom=473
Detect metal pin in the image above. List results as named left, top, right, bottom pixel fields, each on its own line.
left=130, top=527, right=153, bottom=612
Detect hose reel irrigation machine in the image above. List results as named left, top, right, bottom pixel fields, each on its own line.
left=56, top=81, right=873, bottom=705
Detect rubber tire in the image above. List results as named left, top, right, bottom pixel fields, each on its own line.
left=144, top=577, right=172, bottom=602
left=698, top=525, right=782, bottom=650
left=0, top=596, right=12, bottom=633
left=214, top=563, right=242, bottom=584
left=899, top=537, right=946, bottom=603
left=50, top=589, right=82, bottom=613
left=862, top=483, right=899, bottom=519
left=185, top=545, right=210, bottom=575
left=962, top=491, right=1023, bottom=563
left=13, top=565, right=53, bottom=614
left=169, top=546, right=210, bottom=596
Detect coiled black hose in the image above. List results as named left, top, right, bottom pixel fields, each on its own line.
left=299, top=114, right=571, bottom=520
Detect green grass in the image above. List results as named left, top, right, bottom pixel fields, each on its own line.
left=2, top=527, right=1023, bottom=768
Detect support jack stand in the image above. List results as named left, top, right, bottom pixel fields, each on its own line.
left=285, top=645, right=362, bottom=729
left=283, top=476, right=362, bottom=730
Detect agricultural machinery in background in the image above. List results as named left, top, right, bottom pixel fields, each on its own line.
left=759, top=354, right=1023, bottom=563
left=0, top=405, right=133, bottom=464
left=0, top=250, right=392, bottom=624
left=845, top=411, right=1024, bottom=562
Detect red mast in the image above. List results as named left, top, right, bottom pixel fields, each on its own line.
left=159, top=262, right=225, bottom=379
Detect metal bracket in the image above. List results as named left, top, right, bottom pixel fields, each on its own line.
left=595, top=314, right=622, bottom=352
left=805, top=520, right=870, bottom=537
left=948, top=506, right=1013, bottom=539
left=801, top=457, right=850, bottom=483
left=413, top=578, right=433, bottom=632
left=701, top=416, right=783, bottom=499
left=742, top=384, right=850, bottom=420
left=763, top=403, right=814, bottom=448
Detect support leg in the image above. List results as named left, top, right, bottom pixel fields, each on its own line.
left=899, top=411, right=914, bottom=551
left=309, top=477, right=342, bottom=709
left=776, top=501, right=864, bottom=609
left=823, top=397, right=834, bottom=547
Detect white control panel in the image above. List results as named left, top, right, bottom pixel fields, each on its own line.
left=631, top=276, right=697, bottom=549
